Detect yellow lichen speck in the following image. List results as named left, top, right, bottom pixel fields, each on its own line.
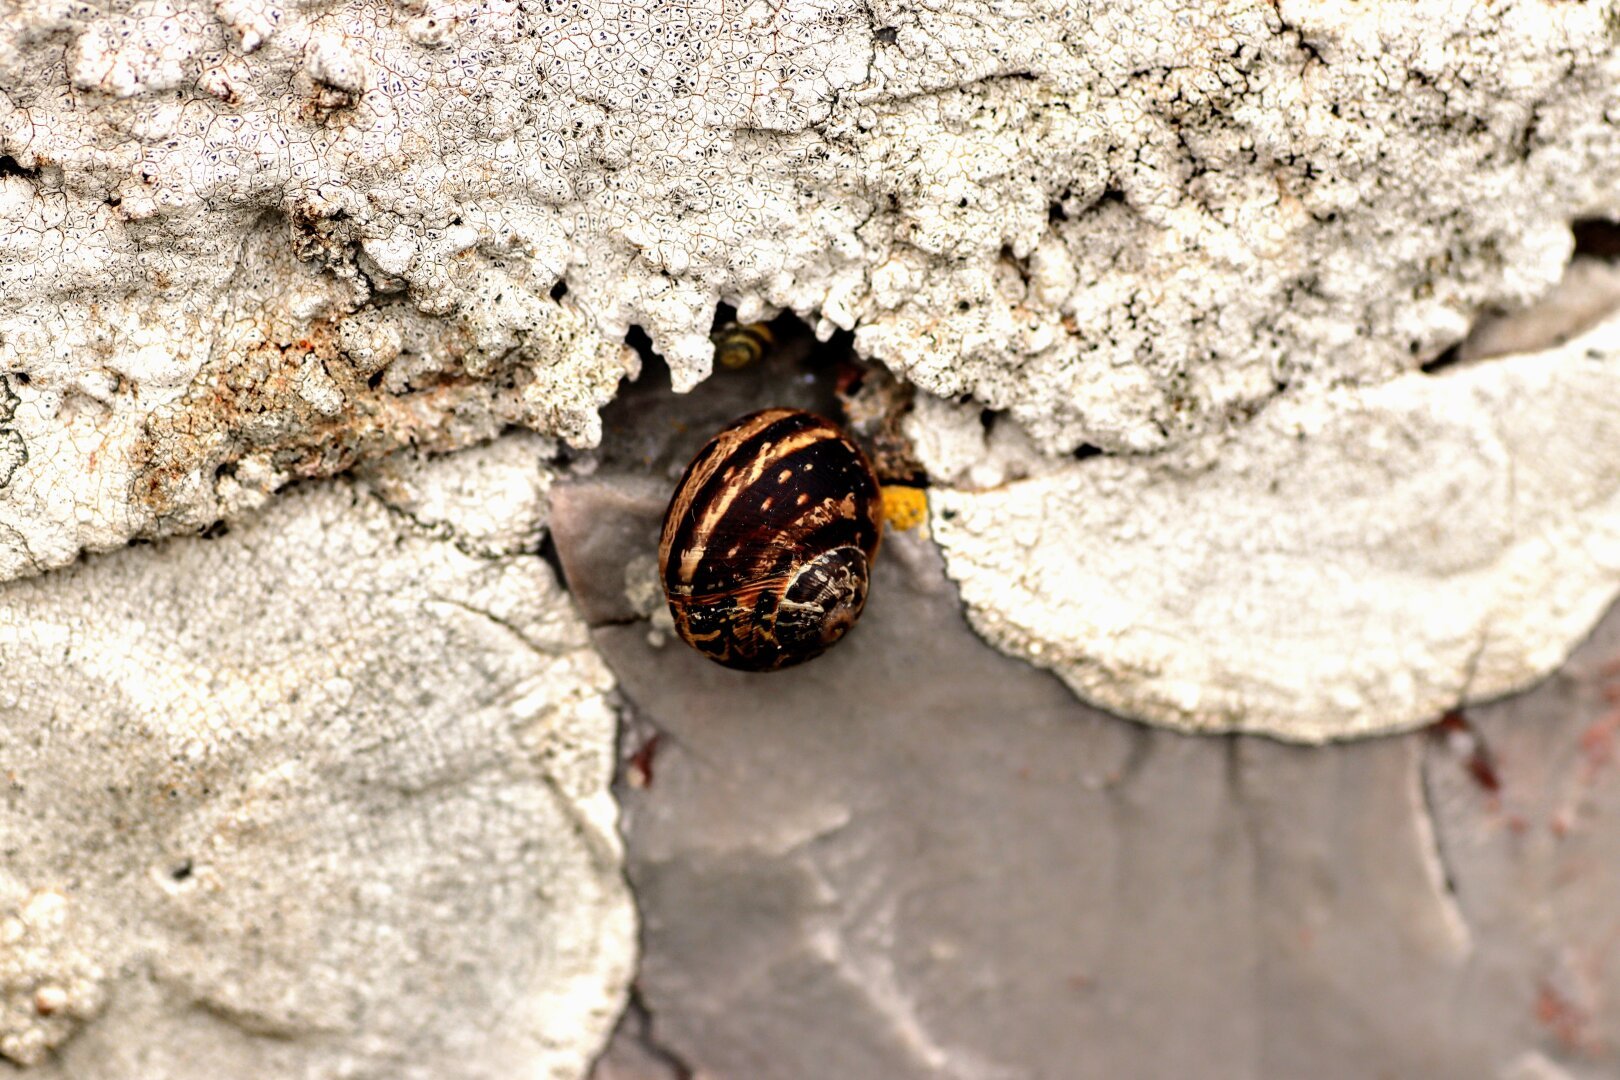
left=881, top=484, right=928, bottom=532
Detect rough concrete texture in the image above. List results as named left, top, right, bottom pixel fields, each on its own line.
left=553, top=479, right=1620, bottom=1080
left=0, top=434, right=634, bottom=1077
left=918, top=309, right=1620, bottom=741
left=4, top=0, right=1620, bottom=581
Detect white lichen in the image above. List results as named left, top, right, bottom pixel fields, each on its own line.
left=923, top=313, right=1620, bottom=742
left=0, top=437, right=635, bottom=1076
left=0, top=890, right=106, bottom=1068
left=1, top=0, right=1617, bottom=584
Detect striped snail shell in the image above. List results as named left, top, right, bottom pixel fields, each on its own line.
left=659, top=408, right=884, bottom=672
left=711, top=321, right=775, bottom=371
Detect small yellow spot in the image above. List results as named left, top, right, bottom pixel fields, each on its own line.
left=881, top=485, right=928, bottom=531
left=760, top=497, right=773, bottom=510
left=796, top=493, right=809, bottom=505
left=778, top=469, right=792, bottom=483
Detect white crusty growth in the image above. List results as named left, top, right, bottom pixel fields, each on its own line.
left=0, top=436, right=634, bottom=1077
left=1, top=0, right=1618, bottom=580
left=922, top=311, right=1620, bottom=742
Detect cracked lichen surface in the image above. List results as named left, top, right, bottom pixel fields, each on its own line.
left=3, top=0, right=1619, bottom=581
left=0, top=434, right=635, bottom=1076
left=920, top=313, right=1620, bottom=741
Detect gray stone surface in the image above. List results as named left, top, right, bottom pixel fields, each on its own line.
left=556, top=473, right=1620, bottom=1080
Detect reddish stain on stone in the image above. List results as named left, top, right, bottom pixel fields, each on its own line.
left=1578, top=712, right=1620, bottom=785
left=627, top=732, right=662, bottom=790
left=1535, top=980, right=1601, bottom=1057
left=1551, top=809, right=1575, bottom=838
left=1430, top=709, right=1501, bottom=794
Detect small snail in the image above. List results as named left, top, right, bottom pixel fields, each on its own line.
left=659, top=408, right=884, bottom=671
left=711, top=321, right=774, bottom=371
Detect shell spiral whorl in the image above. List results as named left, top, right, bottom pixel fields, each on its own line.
left=658, top=408, right=884, bottom=672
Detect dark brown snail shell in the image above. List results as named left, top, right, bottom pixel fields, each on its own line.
left=658, top=408, right=884, bottom=672
left=711, top=321, right=775, bottom=371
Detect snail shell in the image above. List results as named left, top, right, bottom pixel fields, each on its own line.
left=659, top=408, right=884, bottom=672
left=711, top=321, right=775, bottom=371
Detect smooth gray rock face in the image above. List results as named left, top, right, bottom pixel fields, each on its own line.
left=555, top=471, right=1620, bottom=1080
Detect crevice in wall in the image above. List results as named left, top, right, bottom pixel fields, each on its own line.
left=0, top=154, right=39, bottom=181
left=1415, top=709, right=1499, bottom=956
left=1420, top=342, right=1461, bottom=374
left=589, top=987, right=696, bottom=1080
left=1572, top=217, right=1620, bottom=260
left=591, top=311, right=849, bottom=477
left=1424, top=216, right=1620, bottom=373
left=537, top=528, right=569, bottom=591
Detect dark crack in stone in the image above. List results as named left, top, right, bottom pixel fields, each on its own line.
left=0, top=374, right=26, bottom=489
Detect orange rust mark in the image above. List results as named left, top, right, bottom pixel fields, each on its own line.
left=131, top=311, right=498, bottom=521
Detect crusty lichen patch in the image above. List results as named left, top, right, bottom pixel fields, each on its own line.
left=2, top=0, right=1618, bottom=581
left=0, top=375, right=25, bottom=489
left=0, top=437, right=635, bottom=1077
left=0, top=890, right=106, bottom=1068
left=921, top=313, right=1620, bottom=742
